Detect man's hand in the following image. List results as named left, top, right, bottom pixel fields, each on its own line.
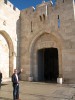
left=21, top=68, right=23, bottom=72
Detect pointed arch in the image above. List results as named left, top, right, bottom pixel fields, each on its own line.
left=29, top=31, right=63, bottom=81
left=0, top=30, right=14, bottom=76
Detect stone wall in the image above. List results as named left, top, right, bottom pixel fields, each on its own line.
left=20, top=0, right=75, bottom=83
left=0, top=0, right=75, bottom=83
left=0, top=0, right=20, bottom=80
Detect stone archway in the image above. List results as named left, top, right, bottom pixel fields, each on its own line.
left=0, top=30, right=14, bottom=77
left=29, top=32, right=63, bottom=82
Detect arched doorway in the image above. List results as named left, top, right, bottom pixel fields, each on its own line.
left=30, top=32, right=62, bottom=82
left=0, top=31, right=14, bottom=79
left=0, top=34, right=9, bottom=78
left=37, top=48, right=59, bottom=82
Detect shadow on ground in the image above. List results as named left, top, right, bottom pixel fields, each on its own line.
left=1, top=83, right=8, bottom=86
left=0, top=97, right=12, bottom=100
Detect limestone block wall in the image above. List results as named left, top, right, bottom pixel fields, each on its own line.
left=0, top=0, right=20, bottom=80
left=0, top=34, right=9, bottom=78
left=56, top=0, right=75, bottom=83
left=20, top=0, right=75, bottom=83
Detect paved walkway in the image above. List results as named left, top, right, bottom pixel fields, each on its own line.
left=0, top=81, right=75, bottom=100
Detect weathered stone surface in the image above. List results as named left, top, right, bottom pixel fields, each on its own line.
left=20, top=0, right=75, bottom=83
left=0, top=0, right=20, bottom=80
left=0, top=0, right=75, bottom=83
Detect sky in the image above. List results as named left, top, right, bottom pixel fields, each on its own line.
left=9, top=0, right=55, bottom=10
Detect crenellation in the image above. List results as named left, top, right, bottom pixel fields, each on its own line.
left=3, top=0, right=20, bottom=12
left=21, top=6, right=35, bottom=15
left=21, top=0, right=74, bottom=24
left=6, top=1, right=13, bottom=7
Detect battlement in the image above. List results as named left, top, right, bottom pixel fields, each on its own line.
left=21, top=0, right=74, bottom=16
left=1, top=0, right=74, bottom=14
left=21, top=6, right=35, bottom=15
left=2, top=0, right=20, bottom=13
left=36, top=0, right=73, bottom=8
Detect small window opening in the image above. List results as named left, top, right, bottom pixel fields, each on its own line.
left=40, top=16, right=42, bottom=21
left=4, top=0, right=7, bottom=4
left=58, top=15, right=59, bottom=19
left=31, top=21, right=33, bottom=32
left=58, top=15, right=60, bottom=28
left=43, top=14, right=45, bottom=20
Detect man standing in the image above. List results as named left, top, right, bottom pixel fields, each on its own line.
left=0, top=71, right=2, bottom=89
left=12, top=69, right=23, bottom=100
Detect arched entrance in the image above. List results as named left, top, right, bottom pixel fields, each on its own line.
left=0, top=31, right=14, bottom=78
left=37, top=48, right=59, bottom=82
left=0, top=34, right=9, bottom=78
left=30, top=32, right=62, bottom=82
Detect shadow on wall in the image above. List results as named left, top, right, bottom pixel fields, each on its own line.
left=16, top=16, right=21, bottom=72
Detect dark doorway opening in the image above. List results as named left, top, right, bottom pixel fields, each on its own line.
left=37, top=48, right=59, bottom=83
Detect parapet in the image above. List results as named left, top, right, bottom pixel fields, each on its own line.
left=3, top=0, right=20, bottom=13
left=56, top=0, right=73, bottom=5
left=21, top=6, right=35, bottom=15
left=21, top=0, right=74, bottom=17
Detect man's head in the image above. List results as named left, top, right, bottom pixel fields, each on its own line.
left=14, top=69, right=17, bottom=74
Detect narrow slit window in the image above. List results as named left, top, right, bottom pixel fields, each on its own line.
left=40, top=16, right=42, bottom=21
left=31, top=21, right=33, bottom=32
left=58, top=15, right=59, bottom=19
left=58, top=15, right=60, bottom=28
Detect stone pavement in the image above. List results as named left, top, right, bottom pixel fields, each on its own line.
left=0, top=81, right=75, bottom=100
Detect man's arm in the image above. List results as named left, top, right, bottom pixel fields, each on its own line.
left=18, top=69, right=23, bottom=75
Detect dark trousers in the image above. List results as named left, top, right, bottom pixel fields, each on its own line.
left=13, top=84, right=19, bottom=100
